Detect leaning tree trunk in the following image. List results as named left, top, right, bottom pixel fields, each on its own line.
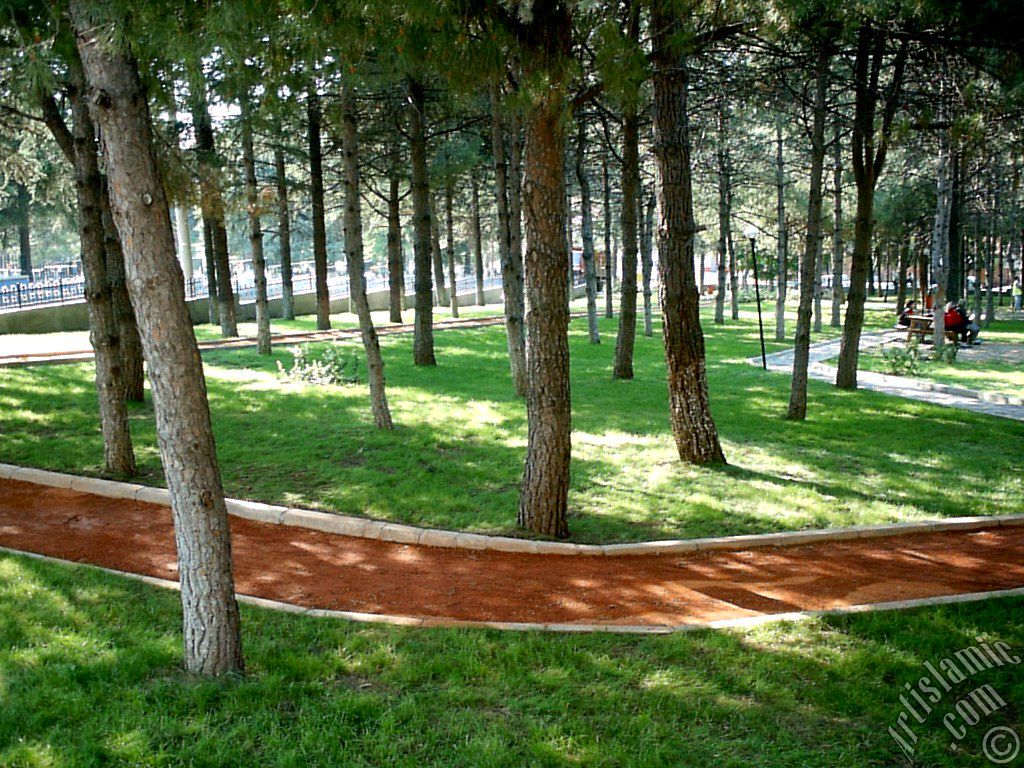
left=445, top=178, right=459, bottom=318
left=308, top=88, right=331, bottom=330
left=489, top=83, right=527, bottom=393
left=518, top=88, right=572, bottom=539
left=471, top=175, right=485, bottom=306
left=774, top=117, right=788, bottom=341
left=787, top=50, right=829, bottom=421
left=240, top=97, right=271, bottom=355
left=613, top=99, right=640, bottom=380
left=72, top=9, right=243, bottom=676
left=386, top=139, right=404, bottom=323
left=274, top=143, right=295, bottom=321
left=650, top=5, right=726, bottom=465
left=408, top=77, right=436, bottom=366
left=574, top=117, right=601, bottom=344
left=830, top=123, right=844, bottom=328
left=641, top=192, right=656, bottom=337
left=39, top=55, right=136, bottom=476
left=190, top=76, right=236, bottom=337
left=341, top=80, right=393, bottom=429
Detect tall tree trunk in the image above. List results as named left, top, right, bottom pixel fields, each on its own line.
left=39, top=57, right=136, bottom=476
left=202, top=217, right=218, bottom=325
left=775, top=118, right=787, bottom=341
left=714, top=105, right=730, bottom=324
left=408, top=77, right=436, bottom=366
left=830, top=123, right=845, bottom=327
left=946, top=151, right=963, bottom=301
left=614, top=77, right=640, bottom=380
left=341, top=80, right=393, bottom=429
left=274, top=143, right=295, bottom=321
left=174, top=207, right=194, bottom=283
left=190, top=76, right=236, bottom=338
left=650, top=4, right=726, bottom=465
left=602, top=157, right=614, bottom=318
left=489, top=84, right=527, bottom=393
left=240, top=97, right=271, bottom=355
left=518, top=89, right=572, bottom=539
left=895, top=238, right=909, bottom=315
left=931, top=134, right=952, bottom=348
left=445, top=178, right=459, bottom=318
left=509, top=113, right=525, bottom=291
left=641, top=192, right=656, bottom=337
left=471, top=174, right=485, bottom=306
left=728, top=189, right=739, bottom=319
left=574, top=117, right=601, bottom=344
left=787, top=50, right=829, bottom=421
left=836, top=28, right=907, bottom=389
left=430, top=196, right=449, bottom=306
left=308, top=88, right=331, bottom=330
left=386, top=140, right=404, bottom=322
left=16, top=183, right=32, bottom=280
left=73, top=10, right=243, bottom=675
left=813, top=227, right=825, bottom=332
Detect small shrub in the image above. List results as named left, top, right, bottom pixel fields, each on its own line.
left=277, top=345, right=361, bottom=386
left=881, top=338, right=920, bottom=376
left=935, top=342, right=959, bottom=364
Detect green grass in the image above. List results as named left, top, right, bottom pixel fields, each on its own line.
left=856, top=319, right=1024, bottom=399
left=2, top=302, right=1022, bottom=543
left=2, top=551, right=1023, bottom=766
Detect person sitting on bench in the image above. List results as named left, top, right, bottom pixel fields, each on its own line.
left=944, top=302, right=979, bottom=345
left=898, top=300, right=917, bottom=327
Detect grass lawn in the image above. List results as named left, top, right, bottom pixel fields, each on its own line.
left=2, top=300, right=1021, bottom=543
left=2, top=551, right=1022, bottom=766
left=855, top=319, right=1024, bottom=399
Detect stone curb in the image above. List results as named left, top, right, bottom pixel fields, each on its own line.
left=3, top=544, right=1023, bottom=635
left=4, top=462, right=1024, bottom=557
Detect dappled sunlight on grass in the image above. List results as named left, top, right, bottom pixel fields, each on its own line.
left=2, top=305, right=1021, bottom=543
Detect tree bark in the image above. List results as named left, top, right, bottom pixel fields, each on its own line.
left=408, top=77, right=436, bottom=366
left=202, top=216, right=218, bottom=325
left=895, top=238, right=909, bottom=315
left=650, top=4, right=726, bottom=465
left=641, top=192, right=656, bottom=337
left=830, top=123, right=845, bottom=328
left=190, top=75, right=236, bottom=337
left=341, top=80, right=394, bottom=429
left=574, top=117, right=601, bottom=344
left=16, top=183, right=32, bottom=280
left=787, top=49, right=829, bottom=421
left=714, top=106, right=730, bottom=325
left=518, top=88, right=572, bottom=539
left=931, top=134, right=952, bottom=348
left=274, top=143, right=295, bottom=321
left=430, top=196, right=449, bottom=306
left=471, top=174, right=485, bottom=305
left=39, top=56, right=136, bottom=476
left=72, top=9, right=243, bottom=675
left=444, top=178, right=459, bottom=318
left=386, top=139, right=404, bottom=322
left=613, top=91, right=640, bottom=380
left=775, top=118, right=788, bottom=341
left=602, top=157, right=613, bottom=318
left=489, top=84, right=526, bottom=393
left=836, top=28, right=907, bottom=389
left=240, top=97, right=271, bottom=355
left=307, top=87, right=331, bottom=330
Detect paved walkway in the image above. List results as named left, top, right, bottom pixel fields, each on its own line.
left=2, top=477, right=1023, bottom=632
left=757, top=333, right=1024, bottom=422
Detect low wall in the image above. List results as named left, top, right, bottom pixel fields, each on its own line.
left=2, top=283, right=511, bottom=335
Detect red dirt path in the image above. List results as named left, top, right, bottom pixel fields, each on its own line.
left=1, top=477, right=1023, bottom=627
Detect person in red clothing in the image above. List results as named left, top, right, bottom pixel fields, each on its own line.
left=944, top=302, right=979, bottom=345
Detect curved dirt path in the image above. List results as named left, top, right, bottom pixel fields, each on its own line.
left=2, top=478, right=1023, bottom=630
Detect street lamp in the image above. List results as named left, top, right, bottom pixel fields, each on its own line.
left=745, top=224, right=768, bottom=370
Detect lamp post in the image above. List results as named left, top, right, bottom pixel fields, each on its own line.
left=745, top=225, right=768, bottom=370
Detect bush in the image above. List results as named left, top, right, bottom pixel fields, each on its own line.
left=934, top=341, right=959, bottom=364
left=881, top=338, right=920, bottom=376
left=277, top=344, right=361, bottom=386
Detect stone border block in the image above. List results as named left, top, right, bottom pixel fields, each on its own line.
left=226, top=499, right=286, bottom=525
left=134, top=486, right=171, bottom=506
left=11, top=466, right=75, bottom=489
left=418, top=529, right=460, bottom=549
left=379, top=524, right=423, bottom=546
